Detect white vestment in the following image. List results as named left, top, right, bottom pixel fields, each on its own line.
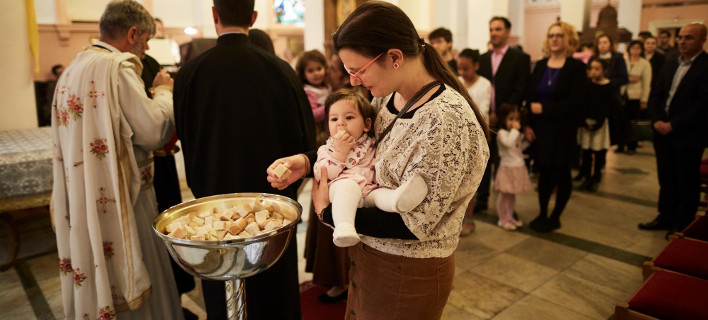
left=51, top=41, right=183, bottom=320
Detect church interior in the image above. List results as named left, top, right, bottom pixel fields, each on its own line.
left=1, top=0, right=708, bottom=319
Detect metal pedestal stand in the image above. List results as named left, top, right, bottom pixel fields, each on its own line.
left=153, top=193, right=302, bottom=320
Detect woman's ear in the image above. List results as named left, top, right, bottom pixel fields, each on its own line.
left=364, top=118, right=372, bottom=132
left=387, top=49, right=404, bottom=67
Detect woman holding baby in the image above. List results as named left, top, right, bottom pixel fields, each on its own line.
left=267, top=1, right=488, bottom=318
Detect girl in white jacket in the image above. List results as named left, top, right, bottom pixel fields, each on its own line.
left=494, top=104, right=532, bottom=230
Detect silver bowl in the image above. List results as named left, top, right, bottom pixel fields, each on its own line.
left=152, top=192, right=302, bottom=280
left=153, top=193, right=302, bottom=320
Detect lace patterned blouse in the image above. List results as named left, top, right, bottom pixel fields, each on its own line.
left=360, top=86, right=489, bottom=258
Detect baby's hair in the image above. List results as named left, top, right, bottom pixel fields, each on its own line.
left=324, top=88, right=377, bottom=137
left=588, top=57, right=609, bottom=71
left=496, top=103, right=520, bottom=131
left=458, top=48, right=480, bottom=64
left=296, top=49, right=328, bottom=86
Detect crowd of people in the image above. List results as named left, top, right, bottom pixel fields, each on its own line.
left=49, top=0, right=706, bottom=319
left=419, top=18, right=707, bottom=237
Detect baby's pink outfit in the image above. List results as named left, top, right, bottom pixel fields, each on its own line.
left=314, top=135, right=377, bottom=197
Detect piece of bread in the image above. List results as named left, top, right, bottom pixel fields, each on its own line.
left=273, top=163, right=291, bottom=180
left=255, top=210, right=270, bottom=228
left=228, top=218, right=248, bottom=235
left=171, top=227, right=186, bottom=239
left=245, top=222, right=261, bottom=235
left=204, top=216, right=214, bottom=228
left=166, top=221, right=183, bottom=233
left=190, top=234, right=206, bottom=241
left=192, top=217, right=205, bottom=226
left=195, top=225, right=210, bottom=236
left=212, top=221, right=225, bottom=231
left=165, top=199, right=294, bottom=240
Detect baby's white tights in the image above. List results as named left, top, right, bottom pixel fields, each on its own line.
left=330, top=175, right=428, bottom=247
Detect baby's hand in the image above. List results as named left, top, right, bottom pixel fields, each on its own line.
left=511, top=120, right=521, bottom=130
left=332, top=131, right=357, bottom=160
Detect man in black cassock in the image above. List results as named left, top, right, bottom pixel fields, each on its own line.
left=173, top=1, right=315, bottom=319
left=142, top=52, right=198, bottom=320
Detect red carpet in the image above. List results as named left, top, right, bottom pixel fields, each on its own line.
left=299, top=281, right=346, bottom=320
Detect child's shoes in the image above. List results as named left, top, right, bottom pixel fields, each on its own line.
left=511, top=219, right=523, bottom=228
left=497, top=220, right=517, bottom=231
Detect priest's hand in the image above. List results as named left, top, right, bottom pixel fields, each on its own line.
left=152, top=69, right=174, bottom=90
left=312, top=167, right=331, bottom=219
left=267, top=154, right=309, bottom=190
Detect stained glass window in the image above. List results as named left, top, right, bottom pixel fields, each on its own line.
left=274, top=0, right=305, bottom=25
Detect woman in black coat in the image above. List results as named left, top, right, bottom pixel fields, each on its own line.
left=524, top=21, right=587, bottom=233
left=594, top=34, right=630, bottom=149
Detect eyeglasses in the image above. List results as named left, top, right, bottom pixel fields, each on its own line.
left=348, top=52, right=385, bottom=85
left=548, top=33, right=564, bottom=39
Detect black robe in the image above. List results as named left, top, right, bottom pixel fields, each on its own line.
left=174, top=33, right=315, bottom=320
left=141, top=54, right=196, bottom=300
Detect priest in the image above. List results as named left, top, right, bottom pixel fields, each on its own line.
left=173, top=0, right=315, bottom=319
left=51, top=1, right=183, bottom=319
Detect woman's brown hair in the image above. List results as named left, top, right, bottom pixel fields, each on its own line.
left=296, top=49, right=328, bottom=87
left=331, top=1, right=489, bottom=140
left=325, top=88, right=377, bottom=137
left=593, top=33, right=616, bottom=56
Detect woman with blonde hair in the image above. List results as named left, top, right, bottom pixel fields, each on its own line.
left=524, top=21, right=586, bottom=233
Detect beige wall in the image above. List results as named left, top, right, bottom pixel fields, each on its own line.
left=524, top=6, right=560, bottom=62
left=36, top=24, right=98, bottom=82
left=35, top=24, right=193, bottom=82
left=0, top=1, right=39, bottom=130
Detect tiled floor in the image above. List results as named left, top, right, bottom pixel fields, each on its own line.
left=2, top=142, right=704, bottom=319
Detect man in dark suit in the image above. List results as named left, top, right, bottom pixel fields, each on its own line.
left=173, top=1, right=315, bottom=319
left=639, top=23, right=708, bottom=236
left=476, top=16, right=531, bottom=212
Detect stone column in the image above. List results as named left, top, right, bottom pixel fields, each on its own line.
left=561, top=0, right=591, bottom=32
left=304, top=0, right=325, bottom=52
left=618, top=0, right=641, bottom=38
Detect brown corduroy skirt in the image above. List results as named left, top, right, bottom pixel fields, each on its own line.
left=345, top=243, right=455, bottom=320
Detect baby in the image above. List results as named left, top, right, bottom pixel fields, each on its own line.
left=314, top=89, right=428, bottom=247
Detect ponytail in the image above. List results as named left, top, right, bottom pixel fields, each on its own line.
left=420, top=42, right=490, bottom=140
